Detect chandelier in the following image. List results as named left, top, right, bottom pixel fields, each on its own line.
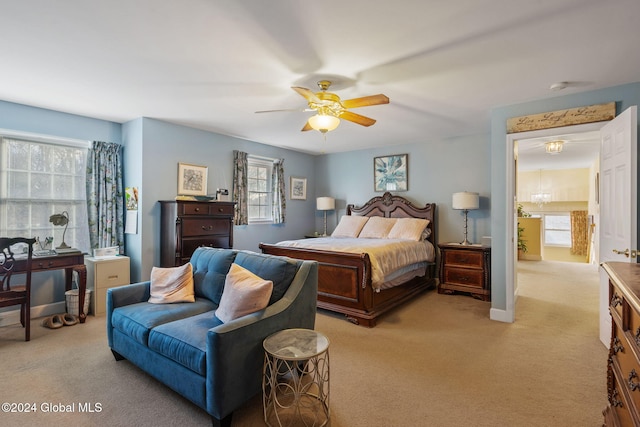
left=531, top=169, right=551, bottom=206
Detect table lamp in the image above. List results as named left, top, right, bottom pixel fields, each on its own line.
left=452, top=192, right=479, bottom=245
left=49, top=211, right=70, bottom=249
left=316, top=197, right=335, bottom=236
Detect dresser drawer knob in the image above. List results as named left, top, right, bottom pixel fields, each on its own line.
left=611, top=294, right=623, bottom=308
left=628, top=369, right=640, bottom=392
left=201, top=225, right=213, bottom=230
left=195, top=207, right=200, bottom=212
left=613, top=337, right=624, bottom=354
left=218, top=208, right=224, bottom=212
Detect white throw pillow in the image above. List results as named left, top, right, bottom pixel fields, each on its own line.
left=148, top=263, right=195, bottom=304
left=387, top=218, right=430, bottom=241
left=216, top=263, right=274, bottom=323
left=331, top=215, right=369, bottom=238
left=358, top=216, right=397, bottom=238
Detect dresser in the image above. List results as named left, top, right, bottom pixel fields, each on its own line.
left=602, top=262, right=640, bottom=426
left=85, top=256, right=130, bottom=316
left=160, top=200, right=235, bottom=267
left=438, top=243, right=491, bottom=301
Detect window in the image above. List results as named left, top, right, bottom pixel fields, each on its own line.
left=544, top=213, right=571, bottom=247
left=0, top=135, right=90, bottom=252
left=247, top=156, right=273, bottom=223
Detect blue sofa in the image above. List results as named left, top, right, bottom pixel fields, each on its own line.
left=106, top=247, right=318, bottom=427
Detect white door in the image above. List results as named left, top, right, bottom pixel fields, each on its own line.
left=599, top=106, right=637, bottom=347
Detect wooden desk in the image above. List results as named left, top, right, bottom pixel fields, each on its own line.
left=15, top=252, right=88, bottom=323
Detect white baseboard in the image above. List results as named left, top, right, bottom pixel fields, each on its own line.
left=490, top=307, right=515, bottom=323
left=0, top=302, right=66, bottom=327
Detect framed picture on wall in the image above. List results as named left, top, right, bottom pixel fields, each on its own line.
left=178, top=162, right=208, bottom=196
left=290, top=176, right=307, bottom=200
left=374, top=154, right=408, bottom=192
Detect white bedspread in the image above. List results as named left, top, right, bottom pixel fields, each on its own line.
left=273, top=237, right=435, bottom=290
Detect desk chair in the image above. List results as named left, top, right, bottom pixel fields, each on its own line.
left=0, top=237, right=36, bottom=341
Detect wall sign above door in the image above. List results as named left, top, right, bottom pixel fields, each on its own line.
left=506, top=101, right=615, bottom=133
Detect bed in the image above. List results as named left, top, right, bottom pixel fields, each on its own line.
left=259, top=192, right=436, bottom=327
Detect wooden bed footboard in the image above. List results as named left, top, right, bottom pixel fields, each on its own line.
left=259, top=243, right=435, bottom=327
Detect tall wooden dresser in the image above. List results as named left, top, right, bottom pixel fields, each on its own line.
left=160, top=200, right=235, bottom=267
left=602, top=262, right=640, bottom=426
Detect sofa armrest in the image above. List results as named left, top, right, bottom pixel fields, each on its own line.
left=106, top=281, right=151, bottom=347
left=204, top=260, right=318, bottom=419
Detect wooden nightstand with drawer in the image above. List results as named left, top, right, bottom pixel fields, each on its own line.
left=438, top=243, right=491, bottom=301
left=85, top=255, right=130, bottom=315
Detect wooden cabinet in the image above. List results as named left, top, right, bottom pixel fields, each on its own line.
left=602, top=262, right=640, bottom=426
left=85, top=256, right=130, bottom=316
left=438, top=243, right=491, bottom=301
left=160, top=201, right=235, bottom=267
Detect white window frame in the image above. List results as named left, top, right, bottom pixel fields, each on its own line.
left=247, top=155, right=275, bottom=224
left=0, top=129, right=91, bottom=252
left=543, top=212, right=572, bottom=247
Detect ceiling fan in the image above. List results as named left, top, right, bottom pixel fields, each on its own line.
left=256, top=80, right=389, bottom=133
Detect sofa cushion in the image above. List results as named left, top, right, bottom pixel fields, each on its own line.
left=234, top=251, right=299, bottom=305
left=111, top=298, right=216, bottom=346
left=148, top=312, right=223, bottom=376
left=148, top=263, right=195, bottom=304
left=216, top=263, right=273, bottom=323
left=190, top=247, right=238, bottom=304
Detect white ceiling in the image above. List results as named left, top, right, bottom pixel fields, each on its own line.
left=1, top=0, right=639, bottom=156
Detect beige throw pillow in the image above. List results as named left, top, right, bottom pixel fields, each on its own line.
left=216, top=263, right=274, bottom=323
left=331, top=215, right=369, bottom=238
left=387, top=218, right=430, bottom=241
left=148, top=263, right=195, bottom=304
left=358, top=216, right=397, bottom=238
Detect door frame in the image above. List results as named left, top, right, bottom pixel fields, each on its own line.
left=504, top=121, right=606, bottom=322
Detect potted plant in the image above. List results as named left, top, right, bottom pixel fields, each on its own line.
left=517, top=204, right=530, bottom=259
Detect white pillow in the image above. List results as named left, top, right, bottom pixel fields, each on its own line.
left=216, top=263, right=273, bottom=323
left=148, top=263, right=195, bottom=304
left=331, top=215, right=369, bottom=238
left=387, top=218, right=430, bottom=241
left=358, top=216, right=397, bottom=238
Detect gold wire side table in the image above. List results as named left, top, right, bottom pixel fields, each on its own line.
left=263, top=328, right=330, bottom=427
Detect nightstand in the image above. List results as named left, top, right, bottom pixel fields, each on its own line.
left=438, top=243, right=491, bottom=301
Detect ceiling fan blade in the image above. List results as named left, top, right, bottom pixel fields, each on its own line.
left=301, top=121, right=313, bottom=132
left=292, top=86, right=321, bottom=103
left=255, top=108, right=313, bottom=113
left=341, top=94, right=389, bottom=109
left=339, top=111, right=377, bottom=127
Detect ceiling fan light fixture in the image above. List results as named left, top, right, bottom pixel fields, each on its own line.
left=308, top=114, right=340, bottom=134
left=545, top=140, right=564, bottom=154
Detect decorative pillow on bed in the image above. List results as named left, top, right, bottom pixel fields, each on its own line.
left=148, top=263, right=195, bottom=304
left=387, top=218, right=431, bottom=241
left=358, top=216, right=397, bottom=238
left=215, top=263, right=273, bottom=323
left=331, top=215, right=369, bottom=238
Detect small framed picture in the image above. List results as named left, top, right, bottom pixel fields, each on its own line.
left=290, top=176, right=307, bottom=200
left=374, top=154, right=408, bottom=192
left=178, top=162, right=208, bottom=196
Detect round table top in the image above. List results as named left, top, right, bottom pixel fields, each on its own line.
left=263, top=328, right=329, bottom=360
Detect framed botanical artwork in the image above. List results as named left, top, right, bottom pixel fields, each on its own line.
left=374, top=154, right=408, bottom=192
left=177, top=162, right=208, bottom=196
left=290, top=176, right=307, bottom=200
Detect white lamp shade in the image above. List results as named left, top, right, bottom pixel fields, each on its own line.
left=452, top=192, right=479, bottom=210
left=316, top=197, right=335, bottom=211
left=308, top=114, right=340, bottom=133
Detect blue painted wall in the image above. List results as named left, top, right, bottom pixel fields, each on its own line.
left=315, top=134, right=492, bottom=246
left=490, top=82, right=640, bottom=317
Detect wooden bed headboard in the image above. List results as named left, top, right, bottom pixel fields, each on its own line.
left=346, top=192, right=436, bottom=246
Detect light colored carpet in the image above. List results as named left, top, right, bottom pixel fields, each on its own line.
left=1, top=260, right=607, bottom=426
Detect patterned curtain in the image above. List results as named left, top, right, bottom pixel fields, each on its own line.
left=86, top=141, right=124, bottom=253
left=570, top=210, right=588, bottom=256
left=232, top=150, right=248, bottom=225
left=272, top=158, right=286, bottom=224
